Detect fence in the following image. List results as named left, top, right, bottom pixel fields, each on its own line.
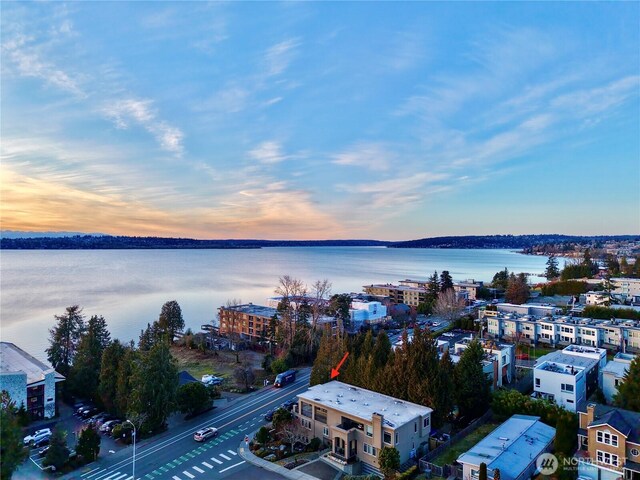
left=418, top=410, right=494, bottom=477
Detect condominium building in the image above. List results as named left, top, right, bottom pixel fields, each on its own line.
left=294, top=381, right=432, bottom=476
left=484, top=310, right=640, bottom=353
left=577, top=403, right=640, bottom=480
left=610, top=277, right=640, bottom=303
left=453, top=280, right=484, bottom=301
left=532, top=345, right=606, bottom=412
left=0, top=342, right=65, bottom=420
left=218, top=303, right=279, bottom=341
left=349, top=300, right=387, bottom=330
left=452, top=337, right=516, bottom=389
left=601, top=353, right=637, bottom=404
left=363, top=283, right=427, bottom=307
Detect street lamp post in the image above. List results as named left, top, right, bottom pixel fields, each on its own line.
left=124, top=420, right=136, bottom=480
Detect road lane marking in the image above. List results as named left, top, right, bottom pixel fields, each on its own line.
left=219, top=453, right=231, bottom=460
left=112, top=474, right=129, bottom=480
left=182, top=471, right=195, bottom=479
left=202, top=461, right=213, bottom=469
left=103, top=473, right=125, bottom=480
left=211, top=457, right=223, bottom=465
left=84, top=468, right=108, bottom=478
left=193, top=466, right=205, bottom=473
left=227, top=450, right=237, bottom=456
left=82, top=467, right=104, bottom=477
left=173, top=476, right=181, bottom=480
left=91, top=372, right=311, bottom=475
left=219, top=461, right=245, bottom=473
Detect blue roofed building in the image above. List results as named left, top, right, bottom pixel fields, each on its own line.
left=457, top=414, right=556, bottom=480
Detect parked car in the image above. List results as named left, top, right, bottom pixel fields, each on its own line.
left=201, top=374, right=224, bottom=386
left=23, top=428, right=52, bottom=446
left=194, top=427, right=218, bottom=442
left=81, top=407, right=100, bottom=419
left=100, top=420, right=121, bottom=433
left=264, top=409, right=275, bottom=421
left=76, top=404, right=94, bottom=416
left=281, top=399, right=297, bottom=411
left=33, top=435, right=51, bottom=448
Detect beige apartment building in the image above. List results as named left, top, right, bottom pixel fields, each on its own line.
left=577, top=403, right=640, bottom=480
left=218, top=303, right=278, bottom=341
left=294, top=381, right=432, bottom=476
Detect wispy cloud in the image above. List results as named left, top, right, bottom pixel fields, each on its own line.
left=332, top=142, right=394, bottom=171
left=264, top=38, right=300, bottom=77
left=104, top=99, right=185, bottom=156
left=248, top=141, right=288, bottom=164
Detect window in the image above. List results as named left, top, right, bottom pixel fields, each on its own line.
left=596, top=431, right=618, bottom=447
left=414, top=422, right=417, bottom=433
left=363, top=443, right=376, bottom=456
left=395, top=433, right=399, bottom=444
left=301, top=419, right=311, bottom=429
left=323, top=426, right=329, bottom=437
left=301, top=402, right=312, bottom=418
left=561, top=384, right=574, bottom=393
left=535, top=378, right=540, bottom=387
left=423, top=417, right=430, bottom=428
left=314, top=407, right=327, bottom=424
left=383, top=432, right=392, bottom=444
left=615, top=379, right=621, bottom=387
left=365, top=425, right=373, bottom=438
left=597, top=450, right=618, bottom=467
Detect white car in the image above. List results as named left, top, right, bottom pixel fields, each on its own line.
left=194, top=427, right=218, bottom=442
left=201, top=375, right=223, bottom=386
left=24, top=428, right=52, bottom=445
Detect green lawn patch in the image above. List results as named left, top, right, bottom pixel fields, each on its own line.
left=430, top=422, right=501, bottom=466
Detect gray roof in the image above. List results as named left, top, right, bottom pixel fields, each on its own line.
left=0, top=342, right=63, bottom=385
left=297, top=381, right=432, bottom=429
left=457, top=415, right=555, bottom=479
left=602, top=360, right=630, bottom=379
left=580, top=404, right=640, bottom=443
left=535, top=351, right=598, bottom=373
left=220, top=303, right=278, bottom=318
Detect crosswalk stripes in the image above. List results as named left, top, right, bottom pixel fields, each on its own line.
left=210, top=457, right=223, bottom=464
left=192, top=466, right=205, bottom=473
left=182, top=470, right=195, bottom=479
left=227, top=449, right=237, bottom=456
left=202, top=461, right=213, bottom=469
left=219, top=453, right=231, bottom=460
left=173, top=476, right=181, bottom=480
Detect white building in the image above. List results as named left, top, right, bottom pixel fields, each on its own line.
left=349, top=300, right=387, bottom=330
left=533, top=345, right=606, bottom=412
left=0, top=342, right=65, bottom=420
left=585, top=291, right=610, bottom=306
left=453, top=280, right=484, bottom=301
left=453, top=337, right=516, bottom=389
left=457, top=415, right=555, bottom=480
left=601, top=352, right=636, bottom=403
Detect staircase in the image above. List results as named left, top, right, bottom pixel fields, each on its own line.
left=360, top=462, right=382, bottom=478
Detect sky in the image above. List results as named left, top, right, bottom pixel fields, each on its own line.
left=1, top=2, right=639, bottom=241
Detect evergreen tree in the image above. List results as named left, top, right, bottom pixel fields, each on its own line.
left=46, top=305, right=86, bottom=376
left=427, top=271, right=440, bottom=303
left=455, top=339, right=491, bottom=419
left=545, top=256, right=560, bottom=280
left=620, top=257, right=630, bottom=276
left=554, top=411, right=577, bottom=456
left=158, top=300, right=185, bottom=343
left=115, top=345, right=137, bottom=418
left=177, top=382, right=212, bottom=416
left=76, top=426, right=101, bottom=462
left=44, top=429, right=70, bottom=471
left=0, top=393, right=28, bottom=480
left=129, top=341, right=179, bottom=432
left=440, top=270, right=454, bottom=292
left=492, top=268, right=509, bottom=290
left=614, top=356, right=640, bottom=412
left=99, top=339, right=126, bottom=414
left=378, top=446, right=400, bottom=479
left=70, top=315, right=111, bottom=399
left=479, top=462, right=487, bottom=480
left=310, top=332, right=336, bottom=386
left=434, top=350, right=455, bottom=427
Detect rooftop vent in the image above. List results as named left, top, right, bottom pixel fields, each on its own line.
left=364, top=402, right=370, bottom=406
left=350, top=399, right=357, bottom=402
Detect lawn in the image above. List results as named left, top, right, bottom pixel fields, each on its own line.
left=171, top=346, right=270, bottom=390
left=430, top=422, right=501, bottom=466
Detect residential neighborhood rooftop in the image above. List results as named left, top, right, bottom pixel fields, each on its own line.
left=535, top=351, right=598, bottom=374
left=457, top=415, right=555, bottom=479
left=219, top=303, right=278, bottom=317
left=297, top=381, right=432, bottom=429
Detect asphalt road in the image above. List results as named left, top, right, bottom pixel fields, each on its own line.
left=63, top=369, right=312, bottom=480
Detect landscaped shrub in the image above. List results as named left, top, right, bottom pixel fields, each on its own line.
left=397, top=465, right=418, bottom=480
left=306, top=437, right=321, bottom=452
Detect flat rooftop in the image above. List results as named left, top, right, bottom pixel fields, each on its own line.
left=535, top=351, right=598, bottom=374
left=297, top=381, right=432, bottom=429
left=457, top=415, right=555, bottom=478
left=0, top=342, right=62, bottom=385
left=219, top=303, right=278, bottom=317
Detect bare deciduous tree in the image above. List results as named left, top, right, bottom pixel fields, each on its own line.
left=275, top=276, right=307, bottom=350
left=433, top=289, right=465, bottom=323
left=279, top=416, right=308, bottom=447
left=224, top=298, right=242, bottom=361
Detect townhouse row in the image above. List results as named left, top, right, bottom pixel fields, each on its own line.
left=482, top=304, right=640, bottom=353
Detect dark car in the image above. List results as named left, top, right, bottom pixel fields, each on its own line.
left=281, top=399, right=296, bottom=411
left=33, top=435, right=51, bottom=448
left=81, top=407, right=100, bottom=419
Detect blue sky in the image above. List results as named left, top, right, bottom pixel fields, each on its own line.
left=1, top=2, right=638, bottom=240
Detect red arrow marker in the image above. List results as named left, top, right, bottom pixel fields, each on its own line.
left=330, top=352, right=350, bottom=379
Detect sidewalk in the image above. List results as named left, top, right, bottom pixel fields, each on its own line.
left=237, top=434, right=319, bottom=480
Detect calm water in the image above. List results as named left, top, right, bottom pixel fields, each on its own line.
left=0, top=247, right=549, bottom=360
